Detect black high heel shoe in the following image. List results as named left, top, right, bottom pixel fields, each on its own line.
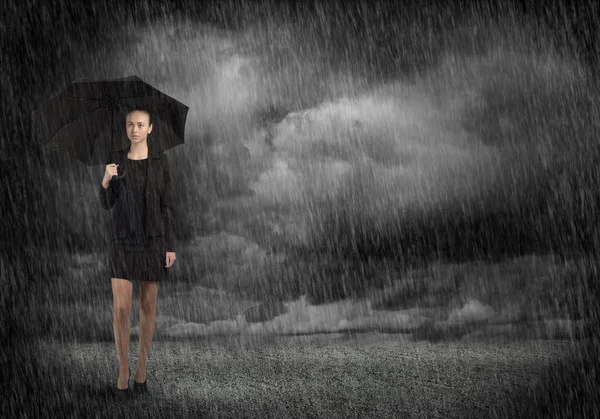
left=133, top=372, right=148, bottom=395
left=113, top=367, right=132, bottom=399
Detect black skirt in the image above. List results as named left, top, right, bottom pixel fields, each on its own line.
left=108, top=156, right=168, bottom=282
left=109, top=235, right=168, bottom=282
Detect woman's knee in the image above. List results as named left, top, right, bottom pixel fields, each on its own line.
left=113, top=302, right=131, bottom=317
left=139, top=288, right=158, bottom=312
left=111, top=277, right=132, bottom=315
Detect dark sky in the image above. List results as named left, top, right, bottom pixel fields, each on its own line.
left=1, top=0, right=598, bottom=262
left=0, top=0, right=598, bottom=265
left=2, top=0, right=600, bottom=334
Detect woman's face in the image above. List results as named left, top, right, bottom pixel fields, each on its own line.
left=126, top=110, right=153, bottom=144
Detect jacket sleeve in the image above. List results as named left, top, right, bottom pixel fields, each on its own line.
left=160, top=154, right=176, bottom=252
left=99, top=181, right=117, bottom=210
left=99, top=152, right=118, bottom=210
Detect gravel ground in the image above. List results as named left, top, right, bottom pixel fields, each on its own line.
left=32, top=334, right=598, bottom=419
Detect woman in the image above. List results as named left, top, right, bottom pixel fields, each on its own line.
left=99, top=107, right=177, bottom=397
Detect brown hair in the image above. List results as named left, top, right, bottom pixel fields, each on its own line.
left=126, top=107, right=152, bottom=125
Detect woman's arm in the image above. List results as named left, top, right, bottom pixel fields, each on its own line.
left=160, top=154, right=176, bottom=252
left=99, top=153, right=118, bottom=209
left=99, top=178, right=116, bottom=209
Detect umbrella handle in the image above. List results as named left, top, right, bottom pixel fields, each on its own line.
left=112, top=165, right=127, bottom=180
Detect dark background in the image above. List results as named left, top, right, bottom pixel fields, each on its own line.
left=2, top=0, right=599, bottom=415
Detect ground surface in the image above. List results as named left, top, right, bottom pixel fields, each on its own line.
left=33, top=334, right=596, bottom=419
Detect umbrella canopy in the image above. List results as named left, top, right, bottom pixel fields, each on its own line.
left=32, top=75, right=189, bottom=166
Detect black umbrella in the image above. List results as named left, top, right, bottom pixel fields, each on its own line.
left=32, top=75, right=189, bottom=175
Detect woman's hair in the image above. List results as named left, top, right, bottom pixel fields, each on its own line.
left=126, top=107, right=152, bottom=125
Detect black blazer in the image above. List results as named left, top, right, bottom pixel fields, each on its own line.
left=99, top=146, right=176, bottom=252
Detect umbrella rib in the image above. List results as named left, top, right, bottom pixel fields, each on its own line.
left=58, top=95, right=152, bottom=102
left=57, top=94, right=187, bottom=111
left=149, top=113, right=186, bottom=137
left=115, top=93, right=183, bottom=102
left=61, top=93, right=166, bottom=101
left=59, top=96, right=105, bottom=101
left=44, top=104, right=107, bottom=142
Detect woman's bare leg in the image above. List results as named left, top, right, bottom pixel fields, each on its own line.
left=136, top=279, right=159, bottom=383
left=111, top=277, right=133, bottom=389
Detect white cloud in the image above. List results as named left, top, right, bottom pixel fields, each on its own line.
left=447, top=299, right=496, bottom=325
left=161, top=295, right=430, bottom=338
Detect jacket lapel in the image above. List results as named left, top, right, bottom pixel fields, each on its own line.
left=146, top=152, right=161, bottom=198
left=145, top=152, right=162, bottom=238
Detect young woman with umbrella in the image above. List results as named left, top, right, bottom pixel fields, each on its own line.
left=100, top=107, right=177, bottom=397
left=33, top=76, right=188, bottom=398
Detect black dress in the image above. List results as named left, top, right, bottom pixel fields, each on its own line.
left=109, top=157, right=167, bottom=282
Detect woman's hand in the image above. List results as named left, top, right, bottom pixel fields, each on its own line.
left=103, top=163, right=119, bottom=187
left=165, top=252, right=176, bottom=268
